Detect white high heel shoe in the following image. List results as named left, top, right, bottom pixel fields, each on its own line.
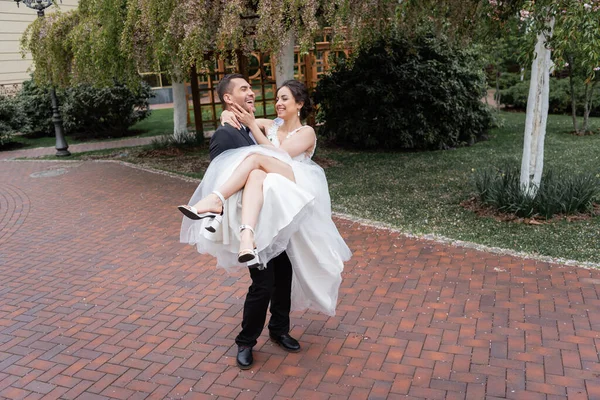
left=178, top=191, right=224, bottom=224
left=204, top=191, right=225, bottom=233
left=238, top=225, right=264, bottom=269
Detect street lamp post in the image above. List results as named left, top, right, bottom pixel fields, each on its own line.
left=15, top=0, right=70, bottom=156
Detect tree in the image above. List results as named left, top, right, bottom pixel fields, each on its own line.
left=21, top=1, right=139, bottom=88
left=253, top=0, right=320, bottom=86
left=553, top=1, right=600, bottom=134
left=121, top=0, right=194, bottom=140
left=521, top=17, right=554, bottom=197
left=24, top=0, right=492, bottom=141
left=487, top=0, right=600, bottom=196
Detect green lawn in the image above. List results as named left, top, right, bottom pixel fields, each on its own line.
left=130, top=108, right=175, bottom=137
left=7, top=108, right=175, bottom=150
left=320, top=112, right=600, bottom=264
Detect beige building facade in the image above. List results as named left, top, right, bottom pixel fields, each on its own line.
left=0, top=0, right=78, bottom=90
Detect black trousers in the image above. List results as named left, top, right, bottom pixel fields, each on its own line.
left=235, top=251, right=292, bottom=347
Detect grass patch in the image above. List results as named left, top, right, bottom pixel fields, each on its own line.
left=10, top=133, right=87, bottom=149
left=4, top=108, right=175, bottom=151
left=320, top=111, right=600, bottom=264
left=129, top=108, right=175, bottom=138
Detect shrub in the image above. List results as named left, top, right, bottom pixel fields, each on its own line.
left=13, top=78, right=152, bottom=139
left=13, top=78, right=54, bottom=137
left=314, top=31, right=494, bottom=150
left=500, top=76, right=600, bottom=115
left=62, top=82, right=152, bottom=139
left=474, top=164, right=600, bottom=219
left=150, top=132, right=203, bottom=149
left=488, top=71, right=524, bottom=92
left=0, top=94, right=28, bottom=146
left=0, top=96, right=16, bottom=146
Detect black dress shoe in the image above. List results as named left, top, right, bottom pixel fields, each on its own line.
left=236, top=346, right=253, bottom=370
left=269, top=333, right=301, bottom=353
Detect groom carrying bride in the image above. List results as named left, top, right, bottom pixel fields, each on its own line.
left=207, top=74, right=302, bottom=369
left=180, top=73, right=350, bottom=370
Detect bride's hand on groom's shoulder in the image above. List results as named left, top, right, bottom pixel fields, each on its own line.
left=220, top=109, right=241, bottom=129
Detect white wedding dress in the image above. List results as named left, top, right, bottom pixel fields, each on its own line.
left=180, top=118, right=351, bottom=316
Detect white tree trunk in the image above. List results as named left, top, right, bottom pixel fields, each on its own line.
left=172, top=77, right=189, bottom=140
left=520, top=19, right=554, bottom=197
left=275, top=31, right=295, bottom=88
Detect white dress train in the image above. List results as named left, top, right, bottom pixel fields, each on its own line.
left=180, top=118, right=351, bottom=316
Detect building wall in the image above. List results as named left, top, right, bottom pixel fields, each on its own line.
left=0, top=0, right=79, bottom=86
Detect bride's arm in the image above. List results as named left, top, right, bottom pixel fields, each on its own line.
left=279, top=127, right=316, bottom=158
left=219, top=109, right=241, bottom=129
left=220, top=109, right=272, bottom=132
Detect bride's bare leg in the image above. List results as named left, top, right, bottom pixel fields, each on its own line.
left=239, top=170, right=267, bottom=252
left=191, top=154, right=294, bottom=212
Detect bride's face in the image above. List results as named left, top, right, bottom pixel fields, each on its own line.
left=276, top=86, right=302, bottom=121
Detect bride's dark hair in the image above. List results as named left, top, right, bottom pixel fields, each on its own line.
left=278, top=80, right=313, bottom=120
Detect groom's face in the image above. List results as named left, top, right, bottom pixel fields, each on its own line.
left=226, top=78, right=255, bottom=113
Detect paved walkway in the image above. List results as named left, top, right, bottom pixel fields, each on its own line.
left=0, top=137, right=157, bottom=161
left=0, top=157, right=599, bottom=400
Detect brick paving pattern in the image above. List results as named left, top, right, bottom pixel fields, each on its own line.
left=0, top=159, right=599, bottom=399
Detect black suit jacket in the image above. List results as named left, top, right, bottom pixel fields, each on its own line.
left=209, top=123, right=255, bottom=160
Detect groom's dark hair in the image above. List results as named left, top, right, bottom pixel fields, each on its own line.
left=216, top=73, right=246, bottom=107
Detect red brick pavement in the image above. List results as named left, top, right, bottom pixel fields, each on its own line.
left=0, top=160, right=599, bottom=400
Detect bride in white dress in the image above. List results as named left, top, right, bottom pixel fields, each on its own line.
left=179, top=80, right=351, bottom=316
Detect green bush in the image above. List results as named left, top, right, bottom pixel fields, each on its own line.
left=500, top=76, right=600, bottom=115
left=150, top=132, right=203, bottom=149
left=13, top=78, right=152, bottom=139
left=0, top=94, right=28, bottom=146
left=13, top=79, right=54, bottom=137
left=62, top=83, right=152, bottom=139
left=314, top=31, right=494, bottom=150
left=0, top=95, right=16, bottom=146
left=490, top=71, right=525, bottom=92
left=474, top=164, right=600, bottom=219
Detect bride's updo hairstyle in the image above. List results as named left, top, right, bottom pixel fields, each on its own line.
left=278, top=80, right=313, bottom=120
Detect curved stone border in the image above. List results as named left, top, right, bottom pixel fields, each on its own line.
left=331, top=213, right=600, bottom=270
left=0, top=183, right=30, bottom=246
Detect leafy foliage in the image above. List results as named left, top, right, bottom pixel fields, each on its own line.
left=61, top=83, right=152, bottom=139
left=21, top=4, right=139, bottom=88
left=20, top=11, right=79, bottom=88
left=500, top=76, right=600, bottom=116
left=474, top=164, right=600, bottom=219
left=23, top=0, right=493, bottom=91
left=314, top=30, right=493, bottom=150
left=325, top=0, right=488, bottom=52
left=13, top=79, right=55, bottom=137
left=150, top=132, right=204, bottom=150
left=10, top=78, right=151, bottom=139
left=0, top=95, right=21, bottom=146
left=551, top=0, right=600, bottom=81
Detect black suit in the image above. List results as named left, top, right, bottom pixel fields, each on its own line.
left=209, top=123, right=255, bottom=160
left=209, top=123, right=293, bottom=347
